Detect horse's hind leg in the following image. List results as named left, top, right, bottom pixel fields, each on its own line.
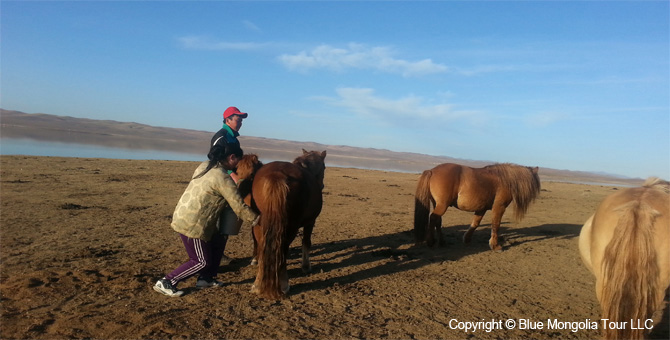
left=301, top=223, right=314, bottom=273
left=428, top=202, right=448, bottom=247
left=488, top=206, right=507, bottom=252
left=463, top=211, right=485, bottom=244
left=251, top=224, right=261, bottom=265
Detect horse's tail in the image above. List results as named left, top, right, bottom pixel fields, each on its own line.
left=414, top=170, right=433, bottom=243
left=511, top=166, right=541, bottom=222
left=600, top=200, right=662, bottom=340
left=257, top=174, right=289, bottom=300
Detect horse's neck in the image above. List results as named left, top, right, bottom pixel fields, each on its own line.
left=238, top=178, right=254, bottom=198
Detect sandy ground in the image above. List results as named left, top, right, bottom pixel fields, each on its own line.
left=1, top=155, right=667, bottom=339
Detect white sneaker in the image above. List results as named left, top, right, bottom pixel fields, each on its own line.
left=220, top=255, right=232, bottom=266
left=153, top=279, right=183, bottom=297
left=195, top=278, right=224, bottom=288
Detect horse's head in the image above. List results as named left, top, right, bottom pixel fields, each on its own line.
left=293, top=149, right=327, bottom=189
left=237, top=154, right=263, bottom=181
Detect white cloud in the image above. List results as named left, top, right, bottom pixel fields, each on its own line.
left=177, top=36, right=266, bottom=51
left=321, top=87, right=481, bottom=124
left=243, top=20, right=262, bottom=33
left=278, top=43, right=448, bottom=77
left=453, top=64, right=521, bottom=76
left=523, top=111, right=569, bottom=128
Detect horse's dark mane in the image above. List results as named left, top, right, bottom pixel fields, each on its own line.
left=484, top=163, right=541, bottom=221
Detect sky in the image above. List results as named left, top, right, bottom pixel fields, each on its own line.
left=1, top=1, right=668, bottom=179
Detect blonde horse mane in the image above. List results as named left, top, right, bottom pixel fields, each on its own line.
left=643, top=176, right=670, bottom=193
left=484, top=163, right=541, bottom=221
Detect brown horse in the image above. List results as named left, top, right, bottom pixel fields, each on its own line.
left=246, top=149, right=327, bottom=300
left=579, top=177, right=670, bottom=340
left=236, top=153, right=263, bottom=203
left=414, top=163, right=540, bottom=251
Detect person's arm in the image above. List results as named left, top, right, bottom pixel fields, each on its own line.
left=216, top=173, right=258, bottom=223
left=229, top=172, right=239, bottom=184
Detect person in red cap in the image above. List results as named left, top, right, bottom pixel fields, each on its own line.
left=210, top=107, right=248, bottom=172
left=204, top=106, right=249, bottom=270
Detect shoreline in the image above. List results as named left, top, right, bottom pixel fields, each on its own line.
left=0, top=154, right=640, bottom=188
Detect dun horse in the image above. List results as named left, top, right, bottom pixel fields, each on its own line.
left=240, top=150, right=327, bottom=300
left=579, top=177, right=670, bottom=340
left=414, top=163, right=540, bottom=251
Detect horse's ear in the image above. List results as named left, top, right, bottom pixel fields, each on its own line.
left=532, top=166, right=539, bottom=174
left=321, top=150, right=327, bottom=159
left=302, top=149, right=308, bottom=155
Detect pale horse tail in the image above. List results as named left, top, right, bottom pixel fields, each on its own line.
left=600, top=200, right=662, bottom=340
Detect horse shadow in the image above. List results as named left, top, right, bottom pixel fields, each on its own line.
left=496, top=223, right=581, bottom=248
left=231, top=221, right=581, bottom=295
left=433, top=222, right=582, bottom=249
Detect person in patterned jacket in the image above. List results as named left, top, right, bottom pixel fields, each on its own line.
left=153, top=140, right=259, bottom=297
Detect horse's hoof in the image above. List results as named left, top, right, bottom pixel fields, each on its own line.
left=491, top=245, right=503, bottom=252
left=250, top=284, right=260, bottom=294
left=250, top=258, right=258, bottom=265
left=282, top=284, right=290, bottom=295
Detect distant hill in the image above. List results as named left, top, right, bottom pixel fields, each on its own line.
left=0, top=109, right=643, bottom=185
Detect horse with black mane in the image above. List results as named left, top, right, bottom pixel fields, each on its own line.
left=237, top=150, right=327, bottom=299
left=414, top=162, right=540, bottom=251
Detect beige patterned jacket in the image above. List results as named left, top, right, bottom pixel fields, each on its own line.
left=171, top=161, right=258, bottom=241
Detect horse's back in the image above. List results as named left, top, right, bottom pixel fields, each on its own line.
left=253, top=161, right=322, bottom=222
left=591, top=186, right=670, bottom=256
left=428, top=163, right=464, bottom=205
left=430, top=163, right=499, bottom=211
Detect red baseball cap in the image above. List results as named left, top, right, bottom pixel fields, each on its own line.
left=223, top=106, right=248, bottom=119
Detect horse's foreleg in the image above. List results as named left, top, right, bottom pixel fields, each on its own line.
left=301, top=223, right=314, bottom=273
left=489, top=206, right=506, bottom=252
left=464, top=211, right=485, bottom=244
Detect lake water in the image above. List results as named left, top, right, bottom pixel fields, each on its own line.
left=0, top=138, right=205, bottom=162
left=0, top=138, right=638, bottom=186
left=0, top=138, right=416, bottom=173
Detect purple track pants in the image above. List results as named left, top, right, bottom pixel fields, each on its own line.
left=164, top=233, right=228, bottom=287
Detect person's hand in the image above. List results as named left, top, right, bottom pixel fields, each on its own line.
left=251, top=214, right=261, bottom=227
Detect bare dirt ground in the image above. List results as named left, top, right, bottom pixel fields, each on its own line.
left=1, top=155, right=667, bottom=339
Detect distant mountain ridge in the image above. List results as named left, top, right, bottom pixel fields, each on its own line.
left=0, top=109, right=643, bottom=185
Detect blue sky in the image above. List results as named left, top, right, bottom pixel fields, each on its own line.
left=1, top=1, right=668, bottom=179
